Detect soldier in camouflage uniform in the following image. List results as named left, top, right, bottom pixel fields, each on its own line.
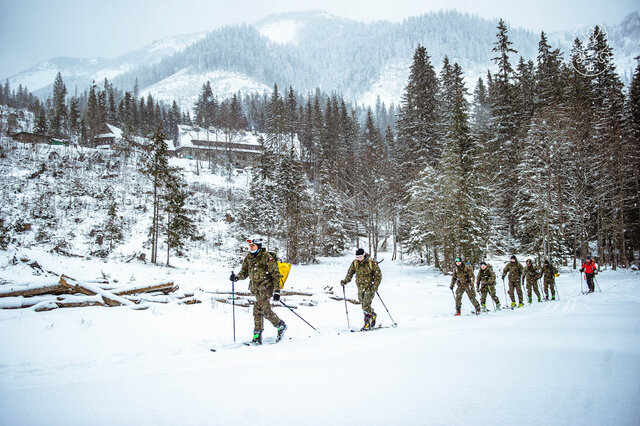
left=231, top=235, right=286, bottom=344
left=450, top=257, right=481, bottom=316
left=502, top=255, right=524, bottom=308
left=523, top=259, right=542, bottom=303
left=341, top=248, right=382, bottom=330
left=476, top=261, right=501, bottom=311
left=541, top=259, right=558, bottom=300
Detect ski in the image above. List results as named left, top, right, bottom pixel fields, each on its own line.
left=349, top=324, right=394, bottom=332
left=210, top=336, right=288, bottom=352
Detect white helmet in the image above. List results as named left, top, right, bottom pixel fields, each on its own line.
left=246, top=235, right=263, bottom=245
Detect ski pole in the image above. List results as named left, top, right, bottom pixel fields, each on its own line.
left=502, top=278, right=508, bottom=306
left=279, top=299, right=317, bottom=331
left=231, top=271, right=236, bottom=342
left=595, top=276, right=602, bottom=292
left=580, top=272, right=584, bottom=294
left=376, top=291, right=397, bottom=327
left=342, top=285, right=350, bottom=330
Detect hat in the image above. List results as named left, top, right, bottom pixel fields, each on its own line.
left=455, top=257, right=462, bottom=263
left=355, top=248, right=365, bottom=256
left=544, top=260, right=549, bottom=265
left=480, top=261, right=487, bottom=266
left=586, top=256, right=592, bottom=260
left=511, top=255, right=517, bottom=261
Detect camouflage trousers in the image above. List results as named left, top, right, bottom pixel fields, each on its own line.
left=543, top=280, right=556, bottom=297
left=357, top=284, right=378, bottom=315
left=507, top=280, right=524, bottom=304
left=479, top=284, right=500, bottom=306
left=455, top=284, right=480, bottom=310
left=525, top=279, right=541, bottom=299
left=252, top=288, right=281, bottom=332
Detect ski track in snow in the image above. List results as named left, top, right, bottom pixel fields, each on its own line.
left=0, top=252, right=639, bottom=425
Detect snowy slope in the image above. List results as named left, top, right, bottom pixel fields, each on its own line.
left=144, top=68, right=271, bottom=110
left=0, top=248, right=638, bottom=425
left=5, top=32, right=207, bottom=94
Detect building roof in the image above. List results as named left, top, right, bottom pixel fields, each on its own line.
left=176, top=125, right=262, bottom=149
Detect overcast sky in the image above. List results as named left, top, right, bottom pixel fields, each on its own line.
left=0, top=0, right=638, bottom=79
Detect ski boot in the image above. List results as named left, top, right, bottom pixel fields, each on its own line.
left=537, top=296, right=542, bottom=303
left=370, top=312, right=377, bottom=328
left=528, top=297, right=532, bottom=304
left=551, top=295, right=556, bottom=301
left=454, top=307, right=461, bottom=316
left=276, top=321, right=287, bottom=342
left=496, top=302, right=501, bottom=310
left=510, top=301, right=516, bottom=308
left=252, top=330, right=263, bottom=345
left=518, top=302, right=524, bottom=308
left=481, top=304, right=487, bottom=312
left=475, top=305, right=482, bottom=315
left=361, top=313, right=372, bottom=330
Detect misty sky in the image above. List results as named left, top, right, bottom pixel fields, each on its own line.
left=0, top=0, right=638, bottom=79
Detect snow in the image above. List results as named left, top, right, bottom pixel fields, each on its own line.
left=143, top=68, right=271, bottom=111
left=1, top=248, right=638, bottom=425
left=258, top=20, right=302, bottom=44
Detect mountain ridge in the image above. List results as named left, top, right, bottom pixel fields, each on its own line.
left=4, top=10, right=638, bottom=109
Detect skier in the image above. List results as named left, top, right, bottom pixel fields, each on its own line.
left=230, top=235, right=286, bottom=344
left=523, top=259, right=541, bottom=303
left=476, top=261, right=501, bottom=311
left=540, top=260, right=558, bottom=300
left=341, top=248, right=382, bottom=330
left=450, top=257, right=481, bottom=316
left=502, top=255, right=524, bottom=308
left=580, top=256, right=597, bottom=293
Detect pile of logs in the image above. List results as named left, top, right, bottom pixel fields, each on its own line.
left=0, top=274, right=197, bottom=312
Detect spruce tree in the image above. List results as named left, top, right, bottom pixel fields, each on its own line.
left=489, top=18, right=520, bottom=244
left=141, top=126, right=170, bottom=264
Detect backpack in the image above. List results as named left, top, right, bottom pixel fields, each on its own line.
left=268, top=251, right=291, bottom=289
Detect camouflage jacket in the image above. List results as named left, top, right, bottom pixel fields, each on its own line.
left=523, top=264, right=540, bottom=283
left=344, top=254, right=382, bottom=290
left=451, top=264, right=474, bottom=288
left=476, top=265, right=496, bottom=286
left=502, top=261, right=523, bottom=283
left=541, top=264, right=558, bottom=283
left=236, top=248, right=281, bottom=295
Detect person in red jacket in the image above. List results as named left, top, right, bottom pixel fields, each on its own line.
left=580, top=256, right=597, bottom=293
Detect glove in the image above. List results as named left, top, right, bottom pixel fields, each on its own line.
left=340, top=280, right=347, bottom=286
left=273, top=291, right=280, bottom=301
left=229, top=272, right=238, bottom=282
left=580, top=268, right=584, bottom=273
left=501, top=275, right=505, bottom=280
left=449, top=284, right=454, bottom=290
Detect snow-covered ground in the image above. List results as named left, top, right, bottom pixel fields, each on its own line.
left=0, top=249, right=639, bottom=425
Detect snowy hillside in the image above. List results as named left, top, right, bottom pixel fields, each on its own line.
left=0, top=246, right=638, bottom=425
left=144, top=69, right=272, bottom=111
left=6, top=10, right=639, bottom=110
left=6, top=32, right=207, bottom=97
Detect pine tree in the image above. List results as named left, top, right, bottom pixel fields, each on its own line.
left=489, top=18, right=520, bottom=244
left=587, top=26, right=635, bottom=267
left=141, top=126, right=170, bottom=264
left=51, top=72, right=67, bottom=137
left=164, top=171, right=197, bottom=265
left=395, top=45, right=441, bottom=252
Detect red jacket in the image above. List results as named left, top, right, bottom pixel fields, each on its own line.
left=582, top=260, right=597, bottom=274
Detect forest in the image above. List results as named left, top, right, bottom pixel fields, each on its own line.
left=0, top=20, right=638, bottom=271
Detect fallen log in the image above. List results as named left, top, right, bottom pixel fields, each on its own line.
left=113, top=282, right=176, bottom=296
left=59, top=275, right=135, bottom=307
left=0, top=283, right=73, bottom=298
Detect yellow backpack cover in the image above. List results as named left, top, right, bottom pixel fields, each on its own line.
left=278, top=262, right=291, bottom=289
